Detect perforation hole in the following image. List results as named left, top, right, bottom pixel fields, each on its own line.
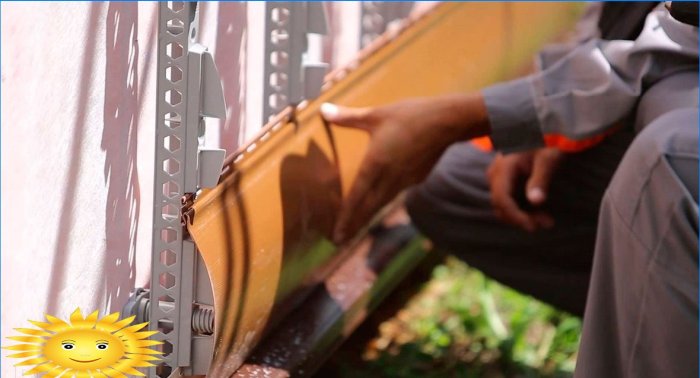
left=165, top=90, right=182, bottom=106
left=161, top=204, right=178, bottom=222
left=269, top=72, right=288, bottom=91
left=156, top=362, right=173, bottom=378
left=160, top=250, right=176, bottom=266
left=160, top=272, right=176, bottom=289
left=163, top=158, right=180, bottom=175
left=272, top=8, right=290, bottom=26
left=166, top=18, right=184, bottom=35
left=162, top=180, right=180, bottom=199
left=269, top=93, right=288, bottom=111
left=271, top=28, right=289, bottom=47
left=167, top=1, right=184, bottom=12
left=160, top=228, right=177, bottom=244
left=158, top=319, right=174, bottom=335
left=270, top=51, right=288, bottom=68
left=164, top=135, right=181, bottom=153
left=165, top=66, right=182, bottom=83
left=164, top=112, right=181, bottom=129
left=161, top=340, right=174, bottom=357
left=166, top=42, right=184, bottom=59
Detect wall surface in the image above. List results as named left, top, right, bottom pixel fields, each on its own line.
left=2, top=3, right=159, bottom=376
left=0, top=2, right=375, bottom=376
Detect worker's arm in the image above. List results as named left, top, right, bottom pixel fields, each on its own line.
left=323, top=6, right=698, bottom=243
left=487, top=6, right=698, bottom=153
left=320, top=94, right=490, bottom=243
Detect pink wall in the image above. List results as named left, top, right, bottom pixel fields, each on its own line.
left=2, top=3, right=159, bottom=375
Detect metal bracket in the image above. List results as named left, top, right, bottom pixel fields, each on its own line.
left=123, top=2, right=225, bottom=377
left=263, top=2, right=330, bottom=123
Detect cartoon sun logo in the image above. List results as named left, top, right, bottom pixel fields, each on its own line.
left=3, top=308, right=162, bottom=377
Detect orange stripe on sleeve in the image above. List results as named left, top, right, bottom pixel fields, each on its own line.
left=543, top=124, right=622, bottom=152
left=470, top=136, right=493, bottom=152
left=471, top=125, right=620, bottom=154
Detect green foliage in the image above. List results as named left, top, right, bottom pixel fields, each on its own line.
left=337, top=257, right=581, bottom=378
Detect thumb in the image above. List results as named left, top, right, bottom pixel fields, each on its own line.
left=320, top=103, right=374, bottom=131
left=526, top=150, right=560, bottom=205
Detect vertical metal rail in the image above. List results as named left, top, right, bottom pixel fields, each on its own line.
left=150, top=2, right=195, bottom=377
left=263, top=3, right=293, bottom=123
left=262, top=2, right=329, bottom=123
left=147, top=1, right=226, bottom=376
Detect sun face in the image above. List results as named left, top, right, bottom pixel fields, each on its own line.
left=43, top=328, right=126, bottom=370
left=3, top=308, right=162, bottom=377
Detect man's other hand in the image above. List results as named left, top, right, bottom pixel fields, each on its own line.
left=486, top=147, right=563, bottom=232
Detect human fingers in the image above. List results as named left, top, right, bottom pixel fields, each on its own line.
left=526, top=148, right=562, bottom=206
left=488, top=157, right=537, bottom=232
left=320, top=103, right=376, bottom=131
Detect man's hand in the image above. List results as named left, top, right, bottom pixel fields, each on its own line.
left=486, top=147, right=563, bottom=232
left=321, top=94, right=490, bottom=244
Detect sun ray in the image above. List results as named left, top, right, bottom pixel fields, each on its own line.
left=105, top=316, right=136, bottom=333
left=33, top=317, right=70, bottom=333
left=68, top=309, right=100, bottom=330
left=127, top=354, right=161, bottom=362
left=114, top=322, right=148, bottom=337
left=95, top=313, right=120, bottom=330
left=7, top=350, right=42, bottom=358
left=15, top=327, right=53, bottom=337
left=127, top=359, right=157, bottom=368
left=126, top=347, right=163, bottom=355
left=101, top=367, right=128, bottom=378
left=74, top=370, right=92, bottom=378
left=24, top=361, right=60, bottom=375
left=4, top=344, right=42, bottom=351
left=15, top=356, right=49, bottom=366
left=69, top=308, right=85, bottom=325
left=112, top=363, right=145, bottom=377
left=29, top=320, right=54, bottom=330
left=41, top=367, right=67, bottom=378
left=45, top=314, right=71, bottom=327
left=8, top=335, right=47, bottom=343
left=91, top=370, right=109, bottom=378
left=42, top=371, right=61, bottom=378
left=132, top=339, right=162, bottom=347
left=134, top=330, right=159, bottom=339
left=84, top=310, right=100, bottom=325
left=117, top=330, right=160, bottom=349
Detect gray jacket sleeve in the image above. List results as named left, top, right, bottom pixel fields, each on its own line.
left=483, top=7, right=699, bottom=153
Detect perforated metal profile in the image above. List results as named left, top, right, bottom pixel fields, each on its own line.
left=263, top=2, right=296, bottom=124
left=149, top=2, right=197, bottom=376
left=262, top=2, right=329, bottom=124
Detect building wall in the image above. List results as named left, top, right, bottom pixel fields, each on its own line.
left=2, top=4, right=158, bottom=376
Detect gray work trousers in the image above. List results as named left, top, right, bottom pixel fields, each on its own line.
left=574, top=108, right=698, bottom=378
left=406, top=71, right=698, bottom=376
